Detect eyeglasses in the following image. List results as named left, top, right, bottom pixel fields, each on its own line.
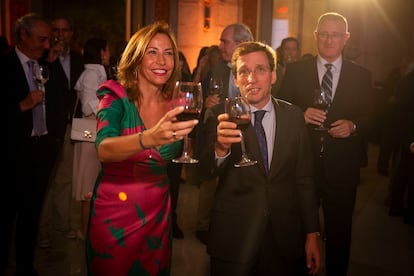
left=237, top=65, right=270, bottom=79
left=317, top=32, right=345, bottom=41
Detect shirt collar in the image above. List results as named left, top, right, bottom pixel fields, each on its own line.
left=15, top=46, right=32, bottom=65
left=250, top=98, right=273, bottom=113
left=59, top=48, right=70, bottom=60
left=317, top=55, right=342, bottom=73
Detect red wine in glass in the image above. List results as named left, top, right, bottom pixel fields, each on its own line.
left=229, top=116, right=250, bottom=131
left=225, top=97, right=257, bottom=167
left=176, top=109, right=201, bottom=121
left=172, top=81, right=203, bottom=163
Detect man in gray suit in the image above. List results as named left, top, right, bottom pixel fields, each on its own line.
left=278, top=12, right=374, bottom=276
left=199, top=41, right=321, bottom=275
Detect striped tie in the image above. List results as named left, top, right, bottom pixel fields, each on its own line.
left=321, top=64, right=333, bottom=103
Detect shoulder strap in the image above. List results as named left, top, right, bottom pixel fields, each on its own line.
left=73, top=96, right=80, bottom=119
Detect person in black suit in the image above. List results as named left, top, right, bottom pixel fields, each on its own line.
left=199, top=41, right=321, bottom=276
left=278, top=12, right=374, bottom=276
left=388, top=69, right=414, bottom=224
left=0, top=13, right=64, bottom=275
left=195, top=23, right=254, bottom=245
left=167, top=51, right=192, bottom=240
left=38, top=15, right=84, bottom=247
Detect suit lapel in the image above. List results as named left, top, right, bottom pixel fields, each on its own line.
left=269, top=99, right=282, bottom=177
left=330, top=60, right=351, bottom=107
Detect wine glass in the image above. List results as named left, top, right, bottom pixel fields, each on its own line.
left=225, top=96, right=257, bottom=167
left=172, top=81, right=203, bottom=163
left=209, top=77, right=223, bottom=97
left=313, top=88, right=330, bottom=131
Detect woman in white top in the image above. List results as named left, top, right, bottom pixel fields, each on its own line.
left=73, top=37, right=110, bottom=239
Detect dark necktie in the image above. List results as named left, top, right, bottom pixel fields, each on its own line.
left=27, top=60, right=47, bottom=136
left=254, top=110, right=269, bottom=172
left=321, top=63, right=333, bottom=103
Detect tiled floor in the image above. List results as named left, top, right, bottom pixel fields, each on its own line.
left=5, top=143, right=414, bottom=275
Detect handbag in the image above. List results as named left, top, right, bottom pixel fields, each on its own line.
left=70, top=97, right=97, bottom=142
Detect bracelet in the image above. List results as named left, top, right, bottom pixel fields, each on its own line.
left=138, top=132, right=149, bottom=150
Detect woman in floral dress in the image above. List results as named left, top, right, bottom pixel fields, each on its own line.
left=85, top=21, right=199, bottom=275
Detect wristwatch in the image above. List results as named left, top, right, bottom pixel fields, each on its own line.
left=352, top=123, right=357, bottom=134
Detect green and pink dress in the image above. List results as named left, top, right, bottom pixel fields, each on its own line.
left=86, top=80, right=181, bottom=276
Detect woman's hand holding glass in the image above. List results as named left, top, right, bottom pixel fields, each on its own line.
left=142, top=106, right=198, bottom=149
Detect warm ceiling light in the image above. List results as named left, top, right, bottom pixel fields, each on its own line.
left=276, top=6, right=288, bottom=14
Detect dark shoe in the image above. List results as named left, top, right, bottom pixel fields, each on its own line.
left=172, top=222, right=184, bottom=239
left=196, top=230, right=208, bottom=245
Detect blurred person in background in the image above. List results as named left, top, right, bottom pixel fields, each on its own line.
left=195, top=23, right=254, bottom=245
left=38, top=15, right=84, bottom=248
left=272, top=37, right=300, bottom=97
left=168, top=50, right=192, bottom=240
left=0, top=35, right=11, bottom=56
left=1, top=13, right=61, bottom=275
left=72, top=37, right=110, bottom=240
left=388, top=69, right=414, bottom=224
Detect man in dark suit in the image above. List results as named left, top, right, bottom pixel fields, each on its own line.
left=199, top=41, right=321, bottom=275
left=1, top=13, right=63, bottom=275
left=278, top=12, right=374, bottom=276
left=388, top=69, right=414, bottom=224
left=195, top=23, right=254, bottom=245
left=38, top=15, right=84, bottom=247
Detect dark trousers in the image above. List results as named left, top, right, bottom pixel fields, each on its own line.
left=390, top=144, right=414, bottom=219
left=1, top=134, right=58, bottom=275
left=167, top=161, right=183, bottom=224
left=317, top=157, right=357, bottom=276
left=377, top=104, right=396, bottom=172
left=210, top=223, right=308, bottom=276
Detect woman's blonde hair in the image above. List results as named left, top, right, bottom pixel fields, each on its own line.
left=117, top=21, right=180, bottom=103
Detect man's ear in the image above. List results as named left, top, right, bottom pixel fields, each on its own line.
left=271, top=70, right=277, bottom=85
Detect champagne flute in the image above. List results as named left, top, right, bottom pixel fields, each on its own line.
left=225, top=96, right=257, bottom=167
left=33, top=64, right=49, bottom=105
left=313, top=88, right=330, bottom=131
left=33, top=64, right=49, bottom=90
left=172, top=81, right=203, bottom=163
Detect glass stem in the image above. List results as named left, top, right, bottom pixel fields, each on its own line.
left=182, top=135, right=189, bottom=157
left=240, top=132, right=247, bottom=158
